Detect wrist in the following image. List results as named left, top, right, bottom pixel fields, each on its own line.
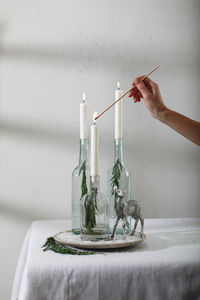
left=152, top=106, right=169, bottom=121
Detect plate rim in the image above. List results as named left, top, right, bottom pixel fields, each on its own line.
left=54, top=230, right=146, bottom=250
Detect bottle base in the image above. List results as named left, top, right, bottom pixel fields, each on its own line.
left=72, top=228, right=81, bottom=235
left=81, top=232, right=109, bottom=241
left=80, top=226, right=109, bottom=241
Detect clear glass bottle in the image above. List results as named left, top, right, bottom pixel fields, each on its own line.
left=107, top=138, right=132, bottom=234
left=71, top=139, right=90, bottom=234
left=81, top=175, right=109, bottom=241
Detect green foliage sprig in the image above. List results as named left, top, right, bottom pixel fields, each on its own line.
left=79, top=160, right=88, bottom=198
left=110, top=159, right=130, bottom=231
left=84, top=187, right=97, bottom=232
left=110, top=159, right=123, bottom=207
left=42, top=237, right=97, bottom=255
left=79, top=160, right=97, bottom=233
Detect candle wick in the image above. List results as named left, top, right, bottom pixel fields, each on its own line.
left=82, top=92, right=86, bottom=103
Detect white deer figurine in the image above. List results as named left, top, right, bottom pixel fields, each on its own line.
left=110, top=186, right=144, bottom=239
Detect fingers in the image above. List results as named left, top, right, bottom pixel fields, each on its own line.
left=128, top=87, right=142, bottom=97
left=129, top=76, right=145, bottom=100
left=136, top=80, right=151, bottom=98
left=132, top=76, right=145, bottom=86
left=147, top=78, right=158, bottom=93
left=129, top=75, right=158, bottom=102
left=128, top=86, right=142, bottom=102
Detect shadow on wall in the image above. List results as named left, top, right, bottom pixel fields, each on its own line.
left=0, top=119, right=76, bottom=149
left=0, top=20, right=197, bottom=71
left=0, top=200, right=38, bottom=223
left=1, top=116, right=199, bottom=221
left=0, top=118, right=197, bottom=161
left=0, top=42, right=196, bottom=71
left=1, top=22, right=199, bottom=222
left=0, top=197, right=64, bottom=223
left=0, top=19, right=135, bottom=72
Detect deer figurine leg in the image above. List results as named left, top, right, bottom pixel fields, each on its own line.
left=122, top=216, right=127, bottom=239
left=140, top=217, right=144, bottom=237
left=130, top=218, right=138, bottom=236
left=110, top=216, right=120, bottom=239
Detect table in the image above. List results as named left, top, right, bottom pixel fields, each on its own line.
left=11, top=219, right=200, bottom=300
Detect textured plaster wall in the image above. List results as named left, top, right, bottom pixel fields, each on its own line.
left=0, top=1, right=200, bottom=298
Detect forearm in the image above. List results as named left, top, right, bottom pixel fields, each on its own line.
left=157, top=109, right=200, bottom=146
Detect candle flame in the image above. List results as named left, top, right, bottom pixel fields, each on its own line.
left=117, top=81, right=120, bottom=90
left=93, top=112, right=98, bottom=125
left=82, top=92, right=86, bottom=103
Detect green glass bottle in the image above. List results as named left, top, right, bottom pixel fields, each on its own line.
left=71, top=139, right=90, bottom=233
left=107, top=82, right=132, bottom=235
left=81, top=175, right=109, bottom=241
left=71, top=93, right=90, bottom=233
left=107, top=138, right=132, bottom=234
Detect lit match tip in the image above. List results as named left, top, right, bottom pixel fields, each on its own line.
left=82, top=92, right=86, bottom=103
left=117, top=81, right=120, bottom=90
left=93, top=112, right=98, bottom=125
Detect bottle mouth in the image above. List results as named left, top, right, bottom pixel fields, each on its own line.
left=80, top=138, right=88, bottom=144
left=114, top=137, right=124, bottom=145
left=90, top=175, right=100, bottom=184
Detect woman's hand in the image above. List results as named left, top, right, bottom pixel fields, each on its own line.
left=129, top=76, right=200, bottom=146
left=128, top=76, right=167, bottom=119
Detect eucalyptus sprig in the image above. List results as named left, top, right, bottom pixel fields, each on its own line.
left=110, top=158, right=123, bottom=191
left=110, top=158, right=123, bottom=202
left=84, top=187, right=97, bottom=232
left=110, top=159, right=130, bottom=231
left=42, top=237, right=97, bottom=255
left=79, top=161, right=97, bottom=233
left=79, top=160, right=88, bottom=198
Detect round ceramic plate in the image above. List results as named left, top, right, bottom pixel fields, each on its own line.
left=54, top=231, right=146, bottom=250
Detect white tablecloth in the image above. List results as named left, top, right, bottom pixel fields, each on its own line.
left=11, top=219, right=200, bottom=300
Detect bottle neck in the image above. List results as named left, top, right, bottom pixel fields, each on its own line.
left=79, top=139, right=89, bottom=164
left=114, top=138, right=124, bottom=163
left=90, top=175, right=100, bottom=191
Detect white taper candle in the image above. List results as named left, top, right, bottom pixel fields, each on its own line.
left=80, top=92, right=87, bottom=139
left=115, top=82, right=123, bottom=139
left=91, top=112, right=99, bottom=176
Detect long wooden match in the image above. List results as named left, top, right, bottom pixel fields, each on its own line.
left=94, top=65, right=159, bottom=121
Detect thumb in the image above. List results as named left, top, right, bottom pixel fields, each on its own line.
left=136, top=80, right=150, bottom=98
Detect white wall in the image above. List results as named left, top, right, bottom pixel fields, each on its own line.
left=0, top=0, right=200, bottom=298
